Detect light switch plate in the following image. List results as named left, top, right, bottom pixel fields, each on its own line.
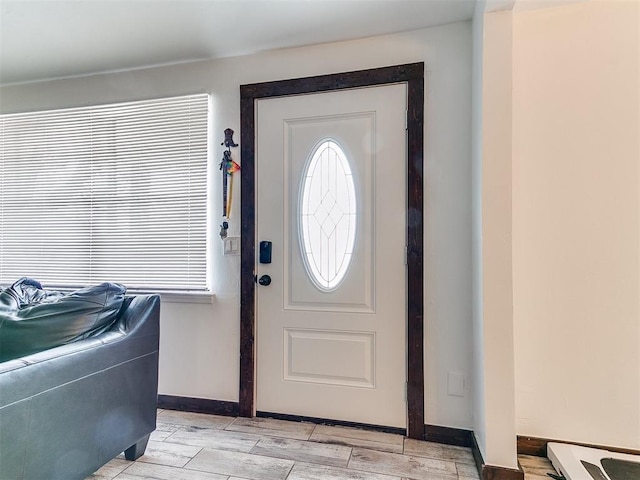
left=223, top=236, right=240, bottom=255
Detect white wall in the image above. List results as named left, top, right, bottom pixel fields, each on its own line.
left=472, top=0, right=487, bottom=460
left=0, top=23, right=475, bottom=430
left=512, top=0, right=640, bottom=449
left=472, top=3, right=519, bottom=469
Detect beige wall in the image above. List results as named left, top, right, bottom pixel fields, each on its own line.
left=512, top=0, right=640, bottom=448
left=474, top=0, right=640, bottom=464
left=0, top=22, right=475, bottom=430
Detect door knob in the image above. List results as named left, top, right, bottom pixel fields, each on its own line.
left=257, top=274, right=272, bottom=286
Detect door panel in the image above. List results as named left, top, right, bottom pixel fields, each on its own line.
left=256, top=84, right=407, bottom=428
left=285, top=112, right=375, bottom=312
left=283, top=328, right=375, bottom=388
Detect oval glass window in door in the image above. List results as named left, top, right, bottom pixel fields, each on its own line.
left=300, top=139, right=357, bottom=291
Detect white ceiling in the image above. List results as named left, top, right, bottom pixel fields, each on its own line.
left=0, top=0, right=477, bottom=85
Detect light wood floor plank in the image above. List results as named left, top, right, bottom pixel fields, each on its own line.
left=184, top=447, right=295, bottom=480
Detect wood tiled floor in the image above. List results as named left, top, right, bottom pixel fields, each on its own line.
left=87, top=410, right=557, bottom=480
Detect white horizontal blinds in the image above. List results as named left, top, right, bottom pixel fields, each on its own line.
left=0, top=94, right=209, bottom=291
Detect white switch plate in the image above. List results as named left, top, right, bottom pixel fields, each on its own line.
left=223, top=236, right=240, bottom=255
left=447, top=371, right=464, bottom=397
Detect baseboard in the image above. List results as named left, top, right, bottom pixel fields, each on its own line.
left=255, top=412, right=479, bottom=446
left=471, top=433, right=524, bottom=480
left=157, top=395, right=239, bottom=417
left=517, top=434, right=640, bottom=458
left=424, top=424, right=473, bottom=448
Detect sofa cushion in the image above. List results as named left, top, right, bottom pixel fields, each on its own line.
left=0, top=278, right=126, bottom=362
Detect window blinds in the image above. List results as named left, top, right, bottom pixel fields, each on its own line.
left=0, top=94, right=210, bottom=292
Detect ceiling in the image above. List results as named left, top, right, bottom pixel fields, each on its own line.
left=0, top=0, right=477, bottom=85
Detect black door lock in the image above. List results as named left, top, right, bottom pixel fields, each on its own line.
left=259, top=241, right=272, bottom=264
left=257, top=274, right=271, bottom=286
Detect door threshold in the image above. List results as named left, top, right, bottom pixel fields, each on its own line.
left=256, top=410, right=406, bottom=436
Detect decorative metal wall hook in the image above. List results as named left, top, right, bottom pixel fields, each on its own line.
left=221, top=128, right=238, bottom=149
left=220, top=128, right=240, bottom=219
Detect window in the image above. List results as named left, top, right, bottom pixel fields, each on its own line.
left=0, top=94, right=210, bottom=292
left=300, top=139, right=357, bottom=291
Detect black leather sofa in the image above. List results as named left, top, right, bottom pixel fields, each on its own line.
left=0, top=293, right=160, bottom=479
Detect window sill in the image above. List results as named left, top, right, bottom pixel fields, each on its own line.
left=129, top=290, right=215, bottom=304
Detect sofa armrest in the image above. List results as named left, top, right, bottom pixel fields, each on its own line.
left=113, top=295, right=161, bottom=337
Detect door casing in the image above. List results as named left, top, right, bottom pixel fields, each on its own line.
left=239, top=63, right=425, bottom=439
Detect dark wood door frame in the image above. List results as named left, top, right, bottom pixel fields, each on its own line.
left=239, top=63, right=425, bottom=439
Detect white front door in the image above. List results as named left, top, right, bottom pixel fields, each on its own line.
left=255, top=84, right=407, bottom=428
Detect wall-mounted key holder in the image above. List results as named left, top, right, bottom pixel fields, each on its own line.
left=259, top=241, right=272, bottom=264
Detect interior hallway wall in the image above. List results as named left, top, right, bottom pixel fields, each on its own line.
left=0, top=22, right=475, bottom=430
left=512, top=0, right=640, bottom=449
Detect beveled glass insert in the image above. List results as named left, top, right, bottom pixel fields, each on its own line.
left=300, top=139, right=356, bottom=291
